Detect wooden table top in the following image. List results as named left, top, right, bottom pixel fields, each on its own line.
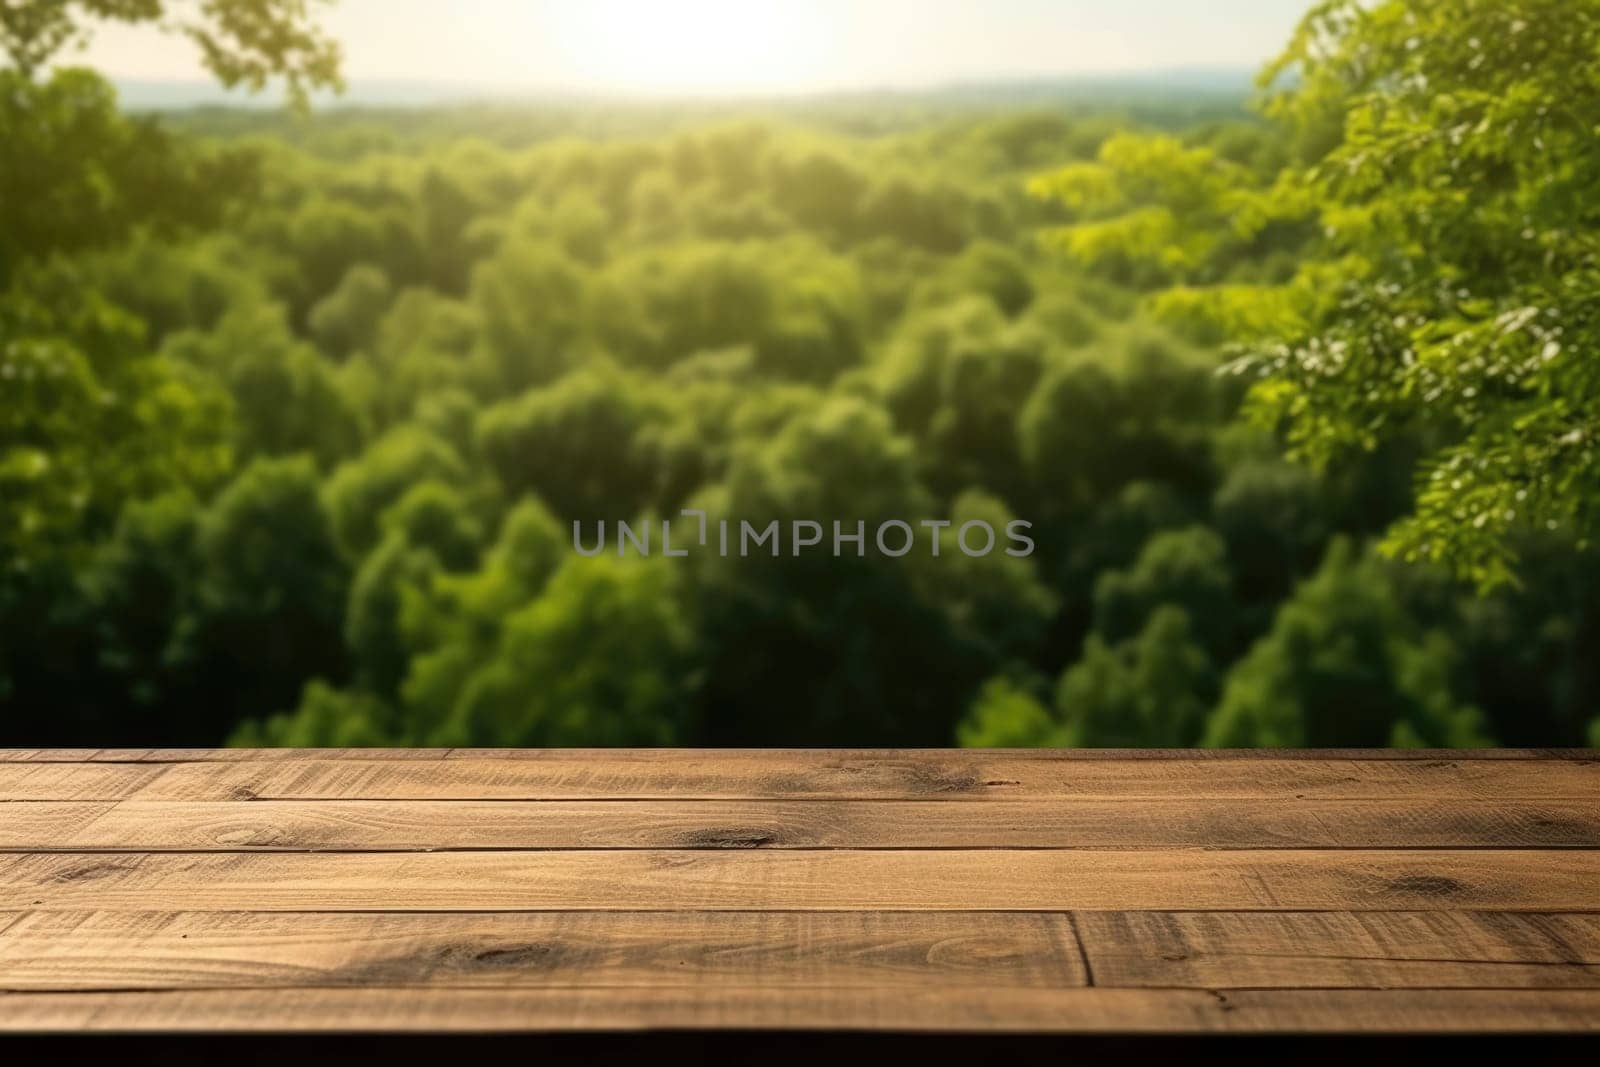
left=1, top=748, right=1598, bottom=1034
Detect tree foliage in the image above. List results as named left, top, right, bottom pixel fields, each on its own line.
left=1034, top=0, right=1600, bottom=590
left=1, top=0, right=341, bottom=107
left=4, top=2, right=1598, bottom=749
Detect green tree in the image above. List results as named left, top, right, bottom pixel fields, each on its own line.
left=237, top=679, right=393, bottom=747
left=1, top=281, right=231, bottom=578
left=476, top=365, right=678, bottom=522
left=1092, top=526, right=1233, bottom=654
left=471, top=238, right=588, bottom=390
left=341, top=480, right=484, bottom=698
left=437, top=554, right=699, bottom=747
left=1211, top=426, right=1327, bottom=609
left=693, top=397, right=1055, bottom=745
left=1205, top=539, right=1492, bottom=747
left=1248, top=0, right=1600, bottom=587
left=1, top=0, right=342, bottom=108
left=342, top=532, right=436, bottom=699
left=354, top=288, right=478, bottom=429
left=956, top=677, right=1061, bottom=748
left=13, top=23, right=1597, bottom=756
left=877, top=297, right=1050, bottom=504
left=0, top=69, right=256, bottom=279
left=1059, top=606, right=1215, bottom=747
left=162, top=300, right=365, bottom=468
left=323, top=426, right=469, bottom=558
left=172, top=457, right=350, bottom=736
left=79, top=490, right=200, bottom=707
left=1035, top=1, right=1600, bottom=589
left=281, top=197, right=415, bottom=320
left=1029, top=131, right=1273, bottom=288
left=309, top=264, right=392, bottom=358
left=1019, top=327, right=1217, bottom=521
left=394, top=497, right=565, bottom=740
left=958, top=606, right=1214, bottom=749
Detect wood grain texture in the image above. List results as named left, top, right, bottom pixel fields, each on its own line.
left=0, top=910, right=1086, bottom=991
left=1076, top=910, right=1600, bottom=989
left=1, top=749, right=1598, bottom=1035
left=3, top=910, right=1596, bottom=993
left=3, top=753, right=1597, bottom=801
left=4, top=848, right=1599, bottom=912
left=6, top=798, right=1599, bottom=850
left=4, top=987, right=1599, bottom=1033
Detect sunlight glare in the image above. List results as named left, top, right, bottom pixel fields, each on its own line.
left=543, top=0, right=830, bottom=95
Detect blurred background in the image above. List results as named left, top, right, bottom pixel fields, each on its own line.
left=2, top=1, right=1595, bottom=748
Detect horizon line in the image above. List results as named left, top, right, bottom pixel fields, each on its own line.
left=106, top=65, right=1261, bottom=110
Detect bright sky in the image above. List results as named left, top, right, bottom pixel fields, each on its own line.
left=81, top=0, right=1308, bottom=96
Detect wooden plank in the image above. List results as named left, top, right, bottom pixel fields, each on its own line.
left=1077, top=911, right=1600, bottom=989
left=3, top=986, right=1598, bottom=1033
left=3, top=751, right=1598, bottom=1035
left=0, top=764, right=169, bottom=801
left=4, top=754, right=1596, bottom=801
left=0, top=910, right=1084, bottom=991
left=5, top=849, right=1598, bottom=912
left=5, top=798, right=1600, bottom=850
left=3, top=910, right=1596, bottom=993
left=0, top=749, right=448, bottom=763
left=439, top=748, right=1600, bottom=762
left=4, top=748, right=1593, bottom=762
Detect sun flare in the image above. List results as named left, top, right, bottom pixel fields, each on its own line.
left=543, top=0, right=830, bottom=95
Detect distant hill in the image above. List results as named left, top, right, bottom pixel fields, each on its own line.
left=115, top=68, right=1257, bottom=114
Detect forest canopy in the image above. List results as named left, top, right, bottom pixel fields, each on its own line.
left=2, top=0, right=1597, bottom=749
